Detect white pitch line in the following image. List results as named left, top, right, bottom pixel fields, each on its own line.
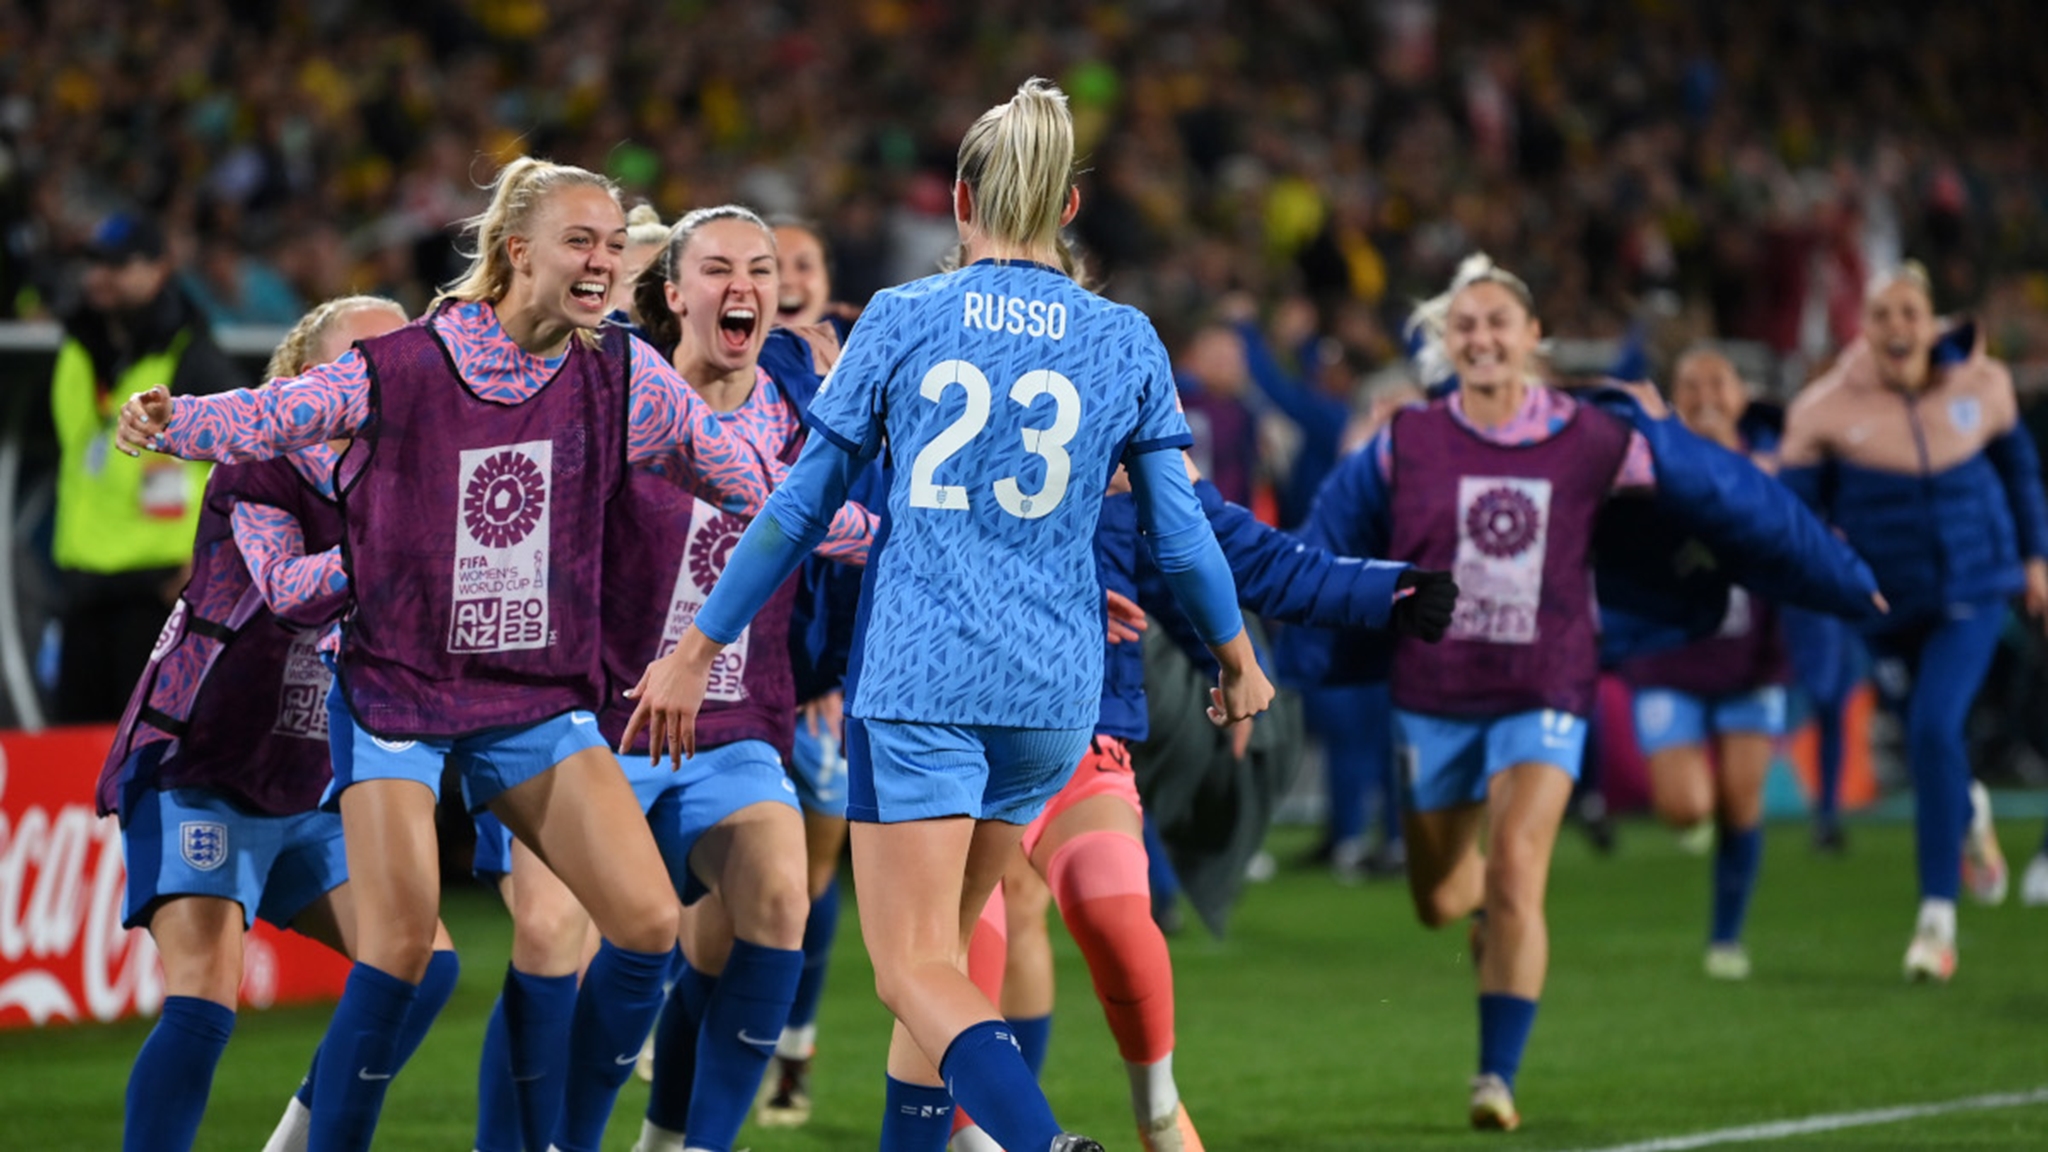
left=1561, top=1085, right=2048, bottom=1152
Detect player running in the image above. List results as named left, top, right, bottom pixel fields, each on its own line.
left=1617, top=349, right=1790, bottom=981
left=1780, top=262, right=2048, bottom=981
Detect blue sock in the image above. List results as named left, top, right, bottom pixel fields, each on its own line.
left=1477, top=994, right=1539, bottom=1090
left=308, top=963, right=419, bottom=1152
left=787, top=877, right=840, bottom=1036
left=1711, top=825, right=1764, bottom=944
left=939, top=1020, right=1061, bottom=1152
left=1007, top=1013, right=1052, bottom=1078
left=646, top=961, right=716, bottom=1134
left=503, top=966, right=580, bottom=1152
left=687, top=938, right=804, bottom=1151
left=124, top=995, right=235, bottom=1152
left=474, top=991, right=522, bottom=1152
left=879, top=1075, right=955, bottom=1152
left=296, top=947, right=455, bottom=1112
left=551, top=943, right=672, bottom=1152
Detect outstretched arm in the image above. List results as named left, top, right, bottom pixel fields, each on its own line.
left=118, top=355, right=370, bottom=462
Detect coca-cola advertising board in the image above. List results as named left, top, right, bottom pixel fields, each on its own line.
left=0, top=726, right=349, bottom=1029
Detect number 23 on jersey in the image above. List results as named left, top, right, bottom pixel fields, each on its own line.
left=908, top=358, right=1082, bottom=521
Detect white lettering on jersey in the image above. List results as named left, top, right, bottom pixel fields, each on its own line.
left=659, top=499, right=750, bottom=702
left=1447, top=476, right=1552, bottom=645
left=961, top=292, right=1066, bottom=341
left=909, top=360, right=1083, bottom=519
left=273, top=631, right=332, bottom=741
left=449, top=440, right=552, bottom=654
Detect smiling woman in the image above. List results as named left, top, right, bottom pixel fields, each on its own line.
left=107, top=156, right=802, bottom=1152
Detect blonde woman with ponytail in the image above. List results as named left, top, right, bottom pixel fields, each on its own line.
left=625, top=79, right=1269, bottom=1152
left=1304, top=253, right=1663, bottom=1131
left=117, top=157, right=792, bottom=1152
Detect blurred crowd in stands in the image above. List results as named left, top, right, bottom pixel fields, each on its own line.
left=6, top=0, right=2048, bottom=519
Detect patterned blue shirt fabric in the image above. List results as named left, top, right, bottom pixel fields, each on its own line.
left=805, top=259, right=1192, bottom=729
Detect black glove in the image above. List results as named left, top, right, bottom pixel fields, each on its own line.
left=1390, top=568, right=1458, bottom=642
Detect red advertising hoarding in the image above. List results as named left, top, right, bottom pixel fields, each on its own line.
left=0, top=726, right=349, bottom=1029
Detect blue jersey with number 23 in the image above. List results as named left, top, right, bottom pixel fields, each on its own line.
left=804, top=259, right=1193, bottom=729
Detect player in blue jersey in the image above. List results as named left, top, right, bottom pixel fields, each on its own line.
left=624, top=79, right=1271, bottom=1152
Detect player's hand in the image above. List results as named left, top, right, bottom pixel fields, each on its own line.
left=621, top=627, right=719, bottom=768
left=787, top=321, right=843, bottom=376
left=1390, top=568, right=1458, bottom=641
left=117, top=386, right=174, bottom=457
left=1615, top=380, right=1671, bottom=420
left=800, top=689, right=844, bottom=743
left=1206, top=630, right=1275, bottom=727
left=1106, top=589, right=1147, bottom=644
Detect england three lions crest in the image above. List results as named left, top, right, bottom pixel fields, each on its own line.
left=179, top=821, right=228, bottom=871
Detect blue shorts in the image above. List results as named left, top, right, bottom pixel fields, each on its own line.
left=122, top=781, right=347, bottom=931
left=1393, top=708, right=1586, bottom=813
left=845, top=718, right=1091, bottom=825
left=623, top=739, right=798, bottom=904
left=788, top=720, right=848, bottom=818
left=324, top=674, right=607, bottom=812
left=1632, top=686, right=1788, bottom=757
left=471, top=811, right=515, bottom=882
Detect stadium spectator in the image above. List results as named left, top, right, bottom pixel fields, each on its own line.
left=49, top=211, right=242, bottom=723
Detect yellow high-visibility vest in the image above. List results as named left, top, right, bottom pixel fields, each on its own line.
left=50, top=334, right=212, bottom=573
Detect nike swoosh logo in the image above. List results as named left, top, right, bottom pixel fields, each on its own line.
left=572, top=713, right=596, bottom=726
left=614, top=1052, right=643, bottom=1065
left=358, top=1069, right=393, bottom=1081
left=737, top=1029, right=780, bottom=1050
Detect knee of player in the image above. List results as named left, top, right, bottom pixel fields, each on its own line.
left=511, top=910, right=593, bottom=974
left=614, top=899, right=682, bottom=956
left=736, top=876, right=810, bottom=951
left=1411, top=889, right=1467, bottom=929
left=1479, top=864, right=1547, bottom=922
left=1653, top=790, right=1714, bottom=829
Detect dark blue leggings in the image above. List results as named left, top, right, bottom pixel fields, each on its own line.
left=1869, top=603, right=2008, bottom=903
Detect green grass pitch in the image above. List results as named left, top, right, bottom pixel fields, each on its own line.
left=5, top=820, right=2044, bottom=1149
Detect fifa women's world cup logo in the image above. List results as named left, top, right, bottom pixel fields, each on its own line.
left=449, top=441, right=553, bottom=654
left=661, top=500, right=750, bottom=701
left=463, top=451, right=547, bottom=548
left=1450, top=477, right=1552, bottom=644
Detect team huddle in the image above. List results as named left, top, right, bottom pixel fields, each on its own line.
left=100, top=76, right=2045, bottom=1152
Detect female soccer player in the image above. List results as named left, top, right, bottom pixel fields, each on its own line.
left=1780, top=262, right=2048, bottom=981
left=1310, top=255, right=1655, bottom=1129
left=117, top=157, right=785, bottom=1152
left=624, top=79, right=1271, bottom=1152
left=99, top=296, right=459, bottom=1152
left=621, top=203, right=875, bottom=1152
left=1618, top=349, right=1789, bottom=981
